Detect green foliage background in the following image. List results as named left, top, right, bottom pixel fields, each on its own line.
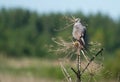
left=0, top=8, right=120, bottom=81
left=0, top=8, right=120, bottom=58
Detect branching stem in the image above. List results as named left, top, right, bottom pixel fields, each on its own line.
left=81, top=48, right=103, bottom=74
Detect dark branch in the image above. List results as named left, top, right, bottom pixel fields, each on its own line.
left=71, top=67, right=77, bottom=75
left=81, top=48, right=104, bottom=74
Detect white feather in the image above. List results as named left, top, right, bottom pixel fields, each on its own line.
left=72, top=18, right=86, bottom=45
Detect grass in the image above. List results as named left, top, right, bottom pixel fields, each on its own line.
left=0, top=56, right=119, bottom=82
left=0, top=57, right=63, bottom=82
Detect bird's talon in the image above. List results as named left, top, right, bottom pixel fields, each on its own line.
left=73, top=41, right=79, bottom=47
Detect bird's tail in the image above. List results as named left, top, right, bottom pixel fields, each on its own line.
left=78, top=37, right=85, bottom=49
left=79, top=37, right=90, bottom=53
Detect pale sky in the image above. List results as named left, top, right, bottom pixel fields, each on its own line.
left=0, top=0, right=120, bottom=19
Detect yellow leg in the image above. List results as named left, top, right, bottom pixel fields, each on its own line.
left=73, top=41, right=79, bottom=47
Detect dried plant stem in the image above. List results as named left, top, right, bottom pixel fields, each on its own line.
left=52, top=38, right=65, bottom=46
left=117, top=73, right=120, bottom=82
left=77, top=48, right=81, bottom=82
left=71, top=48, right=103, bottom=82
left=71, top=47, right=82, bottom=82
left=60, top=62, right=72, bottom=82
left=81, top=48, right=103, bottom=74
left=81, top=50, right=89, bottom=63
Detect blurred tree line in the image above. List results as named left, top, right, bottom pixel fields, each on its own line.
left=0, top=8, right=120, bottom=58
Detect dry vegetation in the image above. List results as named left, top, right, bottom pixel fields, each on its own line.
left=0, top=57, right=119, bottom=82
left=0, top=57, right=63, bottom=82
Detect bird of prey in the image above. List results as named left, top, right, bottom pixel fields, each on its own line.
left=72, top=18, right=86, bottom=48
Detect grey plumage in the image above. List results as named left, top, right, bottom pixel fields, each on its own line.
left=72, top=18, right=86, bottom=47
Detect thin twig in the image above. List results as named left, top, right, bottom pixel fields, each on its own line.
left=52, top=38, right=65, bottom=46
left=117, top=73, right=120, bottom=82
left=81, top=50, right=89, bottom=63
left=77, top=48, right=81, bottom=82
left=60, top=62, right=72, bottom=82
left=71, top=47, right=82, bottom=82
left=54, top=23, right=74, bottom=31
left=81, top=48, right=103, bottom=74
left=71, top=67, right=77, bottom=75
